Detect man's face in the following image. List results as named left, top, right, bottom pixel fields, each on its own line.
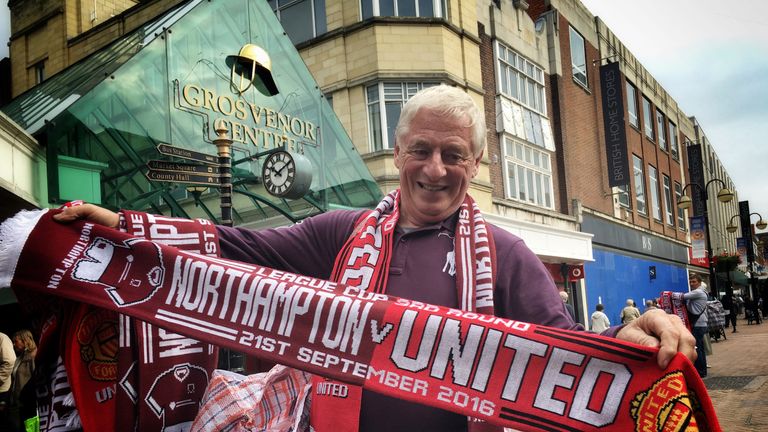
left=394, top=108, right=481, bottom=228
left=689, top=278, right=701, bottom=289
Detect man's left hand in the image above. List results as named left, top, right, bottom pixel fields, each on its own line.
left=616, top=309, right=696, bottom=369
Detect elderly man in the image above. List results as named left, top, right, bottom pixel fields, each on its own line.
left=56, top=85, right=695, bottom=431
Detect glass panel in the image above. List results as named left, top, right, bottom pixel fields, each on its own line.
left=385, top=102, right=401, bottom=150
left=361, top=0, right=374, bottom=19
left=418, top=0, right=434, bottom=17
left=507, top=160, right=516, bottom=199
left=649, top=166, right=661, bottom=220
left=518, top=165, right=526, bottom=201
left=281, top=1, right=314, bottom=44
left=527, top=170, right=535, bottom=203
left=380, top=0, right=395, bottom=16
left=314, top=0, right=327, bottom=35
left=642, top=97, right=653, bottom=139
left=675, top=182, right=686, bottom=229
left=634, top=156, right=646, bottom=214
left=569, top=26, right=587, bottom=86
left=398, top=0, right=416, bottom=16
left=369, top=99, right=382, bottom=151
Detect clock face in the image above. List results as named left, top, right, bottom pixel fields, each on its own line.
left=262, top=151, right=296, bottom=197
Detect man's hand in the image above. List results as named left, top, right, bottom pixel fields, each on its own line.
left=616, top=309, right=696, bottom=369
left=53, top=203, right=120, bottom=229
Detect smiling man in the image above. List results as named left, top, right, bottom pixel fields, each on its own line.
left=54, top=85, right=696, bottom=432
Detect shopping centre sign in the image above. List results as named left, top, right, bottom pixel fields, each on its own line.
left=178, top=82, right=318, bottom=154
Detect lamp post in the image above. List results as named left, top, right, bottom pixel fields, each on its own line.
left=678, top=179, right=735, bottom=293
left=726, top=207, right=767, bottom=300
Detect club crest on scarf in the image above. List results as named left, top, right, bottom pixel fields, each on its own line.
left=630, top=371, right=701, bottom=431
left=76, top=308, right=119, bottom=382
left=72, top=236, right=165, bottom=307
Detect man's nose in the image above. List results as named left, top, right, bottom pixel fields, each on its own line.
left=423, top=151, right=446, bottom=178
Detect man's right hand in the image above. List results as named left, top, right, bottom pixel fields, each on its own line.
left=53, top=203, right=120, bottom=229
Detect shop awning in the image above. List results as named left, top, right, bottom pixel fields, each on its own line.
left=716, top=270, right=750, bottom=286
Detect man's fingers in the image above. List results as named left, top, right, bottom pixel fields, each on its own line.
left=52, top=204, right=120, bottom=228
left=615, top=310, right=697, bottom=369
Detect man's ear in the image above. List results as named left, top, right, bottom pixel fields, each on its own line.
left=394, top=143, right=402, bottom=169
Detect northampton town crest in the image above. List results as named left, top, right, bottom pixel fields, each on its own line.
left=631, top=371, right=702, bottom=431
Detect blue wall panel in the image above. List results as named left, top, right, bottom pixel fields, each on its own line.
left=585, top=249, right=689, bottom=326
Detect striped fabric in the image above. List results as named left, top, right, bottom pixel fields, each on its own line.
left=191, top=365, right=311, bottom=432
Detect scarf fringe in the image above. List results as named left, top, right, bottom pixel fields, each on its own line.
left=0, top=209, right=47, bottom=288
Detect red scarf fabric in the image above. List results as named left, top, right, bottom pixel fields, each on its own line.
left=660, top=291, right=692, bottom=330
left=314, top=191, right=497, bottom=431
left=0, top=210, right=721, bottom=431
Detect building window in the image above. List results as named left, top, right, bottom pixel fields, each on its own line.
left=669, top=121, right=679, bottom=160
left=649, top=165, right=661, bottom=221
left=617, top=183, right=631, bottom=208
left=270, top=0, right=327, bottom=44
left=569, top=26, right=587, bottom=88
left=663, top=174, right=674, bottom=226
left=503, top=137, right=554, bottom=209
left=674, top=181, right=686, bottom=230
left=496, top=42, right=546, bottom=114
left=626, top=81, right=638, bottom=128
left=34, top=61, right=45, bottom=84
left=642, top=97, right=654, bottom=140
left=656, top=109, right=667, bottom=151
left=366, top=81, right=439, bottom=151
left=361, top=0, right=446, bottom=19
left=633, top=155, right=646, bottom=215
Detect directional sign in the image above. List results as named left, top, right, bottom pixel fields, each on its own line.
left=146, top=160, right=221, bottom=175
left=156, top=143, right=219, bottom=165
left=145, top=170, right=221, bottom=186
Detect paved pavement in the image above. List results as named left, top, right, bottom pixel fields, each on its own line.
left=703, top=315, right=768, bottom=431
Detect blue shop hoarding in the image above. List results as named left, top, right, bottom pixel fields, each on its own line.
left=581, top=214, right=690, bottom=326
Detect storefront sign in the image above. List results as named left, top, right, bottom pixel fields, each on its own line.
left=582, top=214, right=688, bottom=263
left=599, top=62, right=629, bottom=187
left=178, top=83, right=317, bottom=154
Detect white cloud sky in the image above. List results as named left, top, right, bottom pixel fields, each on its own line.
left=580, top=0, right=768, bottom=233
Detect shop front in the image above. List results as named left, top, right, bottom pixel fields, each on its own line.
left=582, top=213, right=690, bottom=325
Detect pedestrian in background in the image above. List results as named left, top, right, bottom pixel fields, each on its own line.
left=0, top=332, right=17, bottom=431
left=559, top=291, right=576, bottom=321
left=685, top=274, right=710, bottom=377
left=591, top=304, right=610, bottom=333
left=11, top=329, right=37, bottom=432
left=644, top=299, right=658, bottom=313
left=721, top=288, right=737, bottom=333
left=621, top=299, right=641, bottom=324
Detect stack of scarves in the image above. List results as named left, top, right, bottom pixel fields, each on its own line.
left=0, top=209, right=721, bottom=431
left=660, top=291, right=692, bottom=330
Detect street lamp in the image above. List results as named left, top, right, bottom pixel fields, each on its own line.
left=678, top=178, right=735, bottom=293
left=726, top=213, right=768, bottom=233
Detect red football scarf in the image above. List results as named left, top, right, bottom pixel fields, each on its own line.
left=0, top=210, right=721, bottom=431
left=660, top=291, right=692, bottom=330
left=315, top=190, right=497, bottom=431
left=116, top=210, right=220, bottom=432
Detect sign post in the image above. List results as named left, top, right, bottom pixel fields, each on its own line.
left=146, top=125, right=232, bottom=227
